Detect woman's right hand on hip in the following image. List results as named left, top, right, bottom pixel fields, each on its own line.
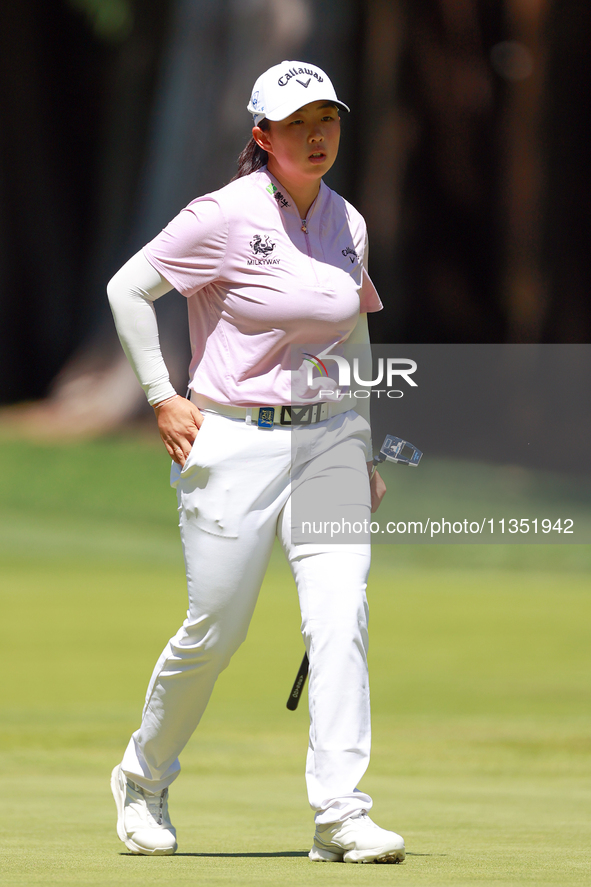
left=153, top=395, right=204, bottom=466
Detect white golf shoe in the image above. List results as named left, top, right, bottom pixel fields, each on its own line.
left=110, top=764, right=177, bottom=855
left=309, top=810, right=405, bottom=864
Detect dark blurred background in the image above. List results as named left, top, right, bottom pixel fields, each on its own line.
left=0, top=0, right=589, bottom=434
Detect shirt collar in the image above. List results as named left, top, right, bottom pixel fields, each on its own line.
left=255, top=166, right=326, bottom=222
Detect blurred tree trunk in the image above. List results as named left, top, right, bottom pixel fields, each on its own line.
left=498, top=0, right=549, bottom=342
left=354, top=0, right=415, bottom=344
left=541, top=0, right=591, bottom=342
left=0, top=0, right=87, bottom=400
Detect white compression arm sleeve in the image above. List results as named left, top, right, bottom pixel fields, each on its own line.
left=345, top=312, right=374, bottom=461
left=107, top=251, right=177, bottom=406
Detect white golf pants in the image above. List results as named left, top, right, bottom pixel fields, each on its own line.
left=121, top=408, right=374, bottom=824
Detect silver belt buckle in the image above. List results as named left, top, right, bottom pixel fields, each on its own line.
left=279, top=404, right=326, bottom=426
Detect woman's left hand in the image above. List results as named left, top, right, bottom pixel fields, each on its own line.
left=367, top=463, right=386, bottom=513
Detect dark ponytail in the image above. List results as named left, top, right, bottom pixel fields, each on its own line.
left=233, top=119, right=270, bottom=180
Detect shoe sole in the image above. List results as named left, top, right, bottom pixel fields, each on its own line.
left=110, top=765, right=177, bottom=856
left=309, top=842, right=405, bottom=864
left=345, top=848, right=405, bottom=864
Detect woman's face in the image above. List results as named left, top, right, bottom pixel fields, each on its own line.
left=254, top=100, right=341, bottom=185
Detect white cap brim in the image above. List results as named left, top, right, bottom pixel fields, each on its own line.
left=263, top=97, right=350, bottom=122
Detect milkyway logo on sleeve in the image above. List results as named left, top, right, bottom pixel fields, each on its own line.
left=248, top=234, right=280, bottom=266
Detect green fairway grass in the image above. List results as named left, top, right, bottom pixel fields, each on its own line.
left=1, top=438, right=590, bottom=885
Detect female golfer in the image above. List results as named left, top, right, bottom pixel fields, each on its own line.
left=107, top=60, right=405, bottom=865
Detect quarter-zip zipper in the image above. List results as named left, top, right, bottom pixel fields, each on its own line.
left=301, top=218, right=320, bottom=284
left=263, top=170, right=321, bottom=278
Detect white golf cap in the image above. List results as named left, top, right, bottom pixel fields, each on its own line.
left=247, top=60, right=350, bottom=126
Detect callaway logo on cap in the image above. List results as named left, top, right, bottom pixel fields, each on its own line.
left=247, top=61, right=350, bottom=126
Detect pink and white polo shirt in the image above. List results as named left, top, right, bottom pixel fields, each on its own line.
left=143, top=166, right=382, bottom=407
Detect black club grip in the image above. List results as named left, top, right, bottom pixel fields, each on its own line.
left=286, top=653, right=309, bottom=710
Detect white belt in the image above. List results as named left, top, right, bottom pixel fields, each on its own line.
left=191, top=392, right=352, bottom=427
